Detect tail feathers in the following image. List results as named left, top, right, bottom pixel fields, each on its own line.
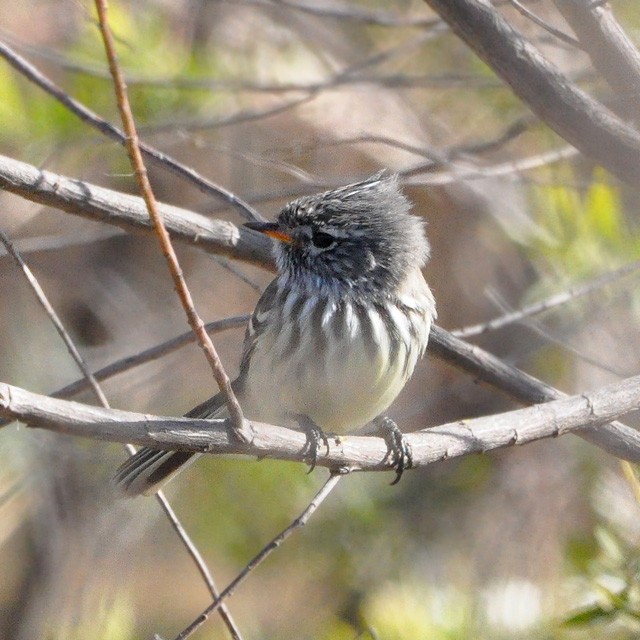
left=113, top=387, right=233, bottom=497
left=113, top=448, right=200, bottom=497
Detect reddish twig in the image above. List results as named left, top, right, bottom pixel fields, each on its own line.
left=93, top=0, right=249, bottom=442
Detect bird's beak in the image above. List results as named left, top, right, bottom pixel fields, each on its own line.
left=244, top=220, right=294, bottom=245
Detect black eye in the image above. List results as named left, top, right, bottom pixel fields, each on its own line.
left=311, top=230, right=335, bottom=249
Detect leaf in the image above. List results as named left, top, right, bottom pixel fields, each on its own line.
left=562, top=604, right=616, bottom=627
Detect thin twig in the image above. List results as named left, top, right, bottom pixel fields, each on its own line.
left=0, top=230, right=108, bottom=405
left=552, top=0, right=640, bottom=102
left=2, top=153, right=640, bottom=461
left=403, top=146, right=579, bottom=184
left=94, top=0, right=249, bottom=441
left=153, top=489, right=244, bottom=640
left=52, top=315, right=250, bottom=399
left=0, top=314, right=249, bottom=430
left=423, top=0, right=640, bottom=185
left=93, top=4, right=246, bottom=636
left=451, top=259, right=640, bottom=338
left=0, top=229, right=239, bottom=635
left=172, top=472, right=343, bottom=640
left=0, top=154, right=272, bottom=268
left=507, top=0, right=582, bottom=49
left=0, top=39, right=262, bottom=222
left=1, top=26, right=488, bottom=98
left=237, top=0, right=440, bottom=28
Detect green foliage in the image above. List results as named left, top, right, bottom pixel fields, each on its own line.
left=0, top=4, right=224, bottom=151
left=560, top=525, right=640, bottom=638
left=361, top=582, right=471, bottom=640
left=530, top=172, right=640, bottom=280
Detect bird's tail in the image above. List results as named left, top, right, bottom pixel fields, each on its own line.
left=112, top=391, right=229, bottom=497
left=112, top=448, right=201, bottom=497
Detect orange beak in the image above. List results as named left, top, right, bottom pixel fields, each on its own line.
left=244, top=220, right=294, bottom=244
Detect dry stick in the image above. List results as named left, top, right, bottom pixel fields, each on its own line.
left=4, top=372, right=640, bottom=470
left=239, top=0, right=441, bottom=28
left=1, top=6, right=637, bottom=450
left=404, top=146, right=579, bottom=184
left=0, top=40, right=262, bottom=223
left=0, top=154, right=271, bottom=268
left=451, top=259, right=640, bottom=339
left=173, top=472, right=344, bottom=640
left=152, top=493, right=246, bottom=640
left=0, top=230, right=109, bottom=407
left=552, top=0, right=640, bottom=102
left=54, top=315, right=250, bottom=399
left=507, top=0, right=582, bottom=49
left=485, top=288, right=626, bottom=378
left=93, top=4, right=245, bottom=638
left=0, top=230, right=240, bottom=638
left=429, top=326, right=640, bottom=462
left=93, top=0, right=248, bottom=440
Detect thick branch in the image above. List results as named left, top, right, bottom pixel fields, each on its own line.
left=2, top=378, right=640, bottom=471
left=429, top=326, right=640, bottom=461
left=423, top=0, right=640, bottom=183
left=553, top=0, right=640, bottom=101
left=0, top=153, right=272, bottom=268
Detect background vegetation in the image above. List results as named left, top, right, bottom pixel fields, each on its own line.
left=1, top=1, right=640, bottom=638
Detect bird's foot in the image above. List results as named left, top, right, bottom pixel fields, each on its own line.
left=295, top=415, right=330, bottom=473
left=376, top=416, right=413, bottom=484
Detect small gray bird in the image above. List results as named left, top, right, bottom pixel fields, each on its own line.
left=114, top=173, right=436, bottom=496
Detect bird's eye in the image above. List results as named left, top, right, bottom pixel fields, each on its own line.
left=311, top=230, right=335, bottom=249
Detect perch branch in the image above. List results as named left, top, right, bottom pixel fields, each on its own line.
left=2, top=374, right=640, bottom=470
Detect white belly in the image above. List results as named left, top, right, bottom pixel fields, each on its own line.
left=241, top=293, right=432, bottom=433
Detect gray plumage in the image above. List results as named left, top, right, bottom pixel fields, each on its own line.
left=275, top=172, right=430, bottom=295
left=114, top=172, right=436, bottom=496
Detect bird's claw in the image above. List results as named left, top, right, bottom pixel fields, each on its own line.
left=297, top=415, right=330, bottom=473
left=377, top=416, right=413, bottom=484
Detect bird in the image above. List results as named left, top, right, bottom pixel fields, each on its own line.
left=113, top=172, right=436, bottom=496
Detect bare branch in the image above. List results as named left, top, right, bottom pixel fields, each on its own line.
left=55, top=315, right=250, bottom=400
left=422, top=0, right=640, bottom=184
left=2, top=153, right=640, bottom=461
left=236, top=0, right=440, bottom=28
left=3, top=373, right=640, bottom=469
left=552, top=0, right=640, bottom=102
left=94, top=0, right=247, bottom=440
left=154, top=492, right=244, bottom=640
left=452, top=259, right=640, bottom=338
left=0, top=40, right=262, bottom=221
left=507, top=0, right=581, bottom=49
left=0, top=230, right=236, bottom=633
left=0, top=154, right=272, bottom=268
left=404, top=146, right=578, bottom=184
left=429, top=326, right=640, bottom=462
left=0, top=230, right=109, bottom=406
left=173, top=471, right=344, bottom=640
left=0, top=315, right=249, bottom=433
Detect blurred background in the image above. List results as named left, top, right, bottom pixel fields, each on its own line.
left=1, top=1, right=640, bottom=638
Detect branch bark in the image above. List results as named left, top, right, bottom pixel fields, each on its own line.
left=422, top=0, right=640, bottom=183
left=552, top=0, right=640, bottom=103
left=2, top=376, right=640, bottom=472
left=0, top=153, right=272, bottom=268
